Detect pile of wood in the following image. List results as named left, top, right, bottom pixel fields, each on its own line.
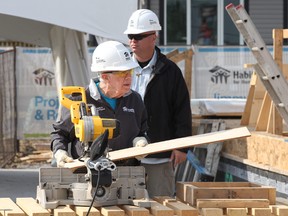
left=1, top=182, right=288, bottom=216
left=5, top=141, right=52, bottom=168
left=19, top=150, right=52, bottom=164
left=176, top=181, right=288, bottom=216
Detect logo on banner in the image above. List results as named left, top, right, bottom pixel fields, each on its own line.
left=209, top=65, right=252, bottom=85
left=209, top=66, right=230, bottom=84
left=33, top=68, right=54, bottom=86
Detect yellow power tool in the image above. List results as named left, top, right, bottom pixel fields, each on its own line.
left=36, top=86, right=150, bottom=209
left=60, top=86, right=120, bottom=143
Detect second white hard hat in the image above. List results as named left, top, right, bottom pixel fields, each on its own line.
left=91, top=41, right=138, bottom=72
left=124, top=9, right=162, bottom=34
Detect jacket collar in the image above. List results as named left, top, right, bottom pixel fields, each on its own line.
left=152, top=46, right=166, bottom=75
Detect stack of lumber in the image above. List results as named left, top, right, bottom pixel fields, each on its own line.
left=176, top=182, right=288, bottom=216
left=19, top=150, right=52, bottom=164
left=1, top=182, right=288, bottom=216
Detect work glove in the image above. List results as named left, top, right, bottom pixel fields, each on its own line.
left=133, top=136, right=148, bottom=147
left=54, top=149, right=74, bottom=168
left=133, top=137, right=148, bottom=161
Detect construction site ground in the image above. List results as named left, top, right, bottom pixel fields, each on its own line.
left=0, top=139, right=51, bottom=202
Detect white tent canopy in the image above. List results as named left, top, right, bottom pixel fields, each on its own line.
left=0, top=0, right=137, bottom=46
left=0, top=0, right=137, bottom=87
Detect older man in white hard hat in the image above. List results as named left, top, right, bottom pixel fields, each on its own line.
left=51, top=41, right=149, bottom=168
left=124, top=9, right=192, bottom=198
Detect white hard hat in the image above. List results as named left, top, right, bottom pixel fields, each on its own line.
left=91, top=41, right=138, bottom=72
left=124, top=9, right=162, bottom=34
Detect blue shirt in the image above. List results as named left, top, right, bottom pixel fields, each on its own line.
left=96, top=82, right=116, bottom=110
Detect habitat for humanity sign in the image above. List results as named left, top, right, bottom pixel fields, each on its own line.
left=192, top=46, right=255, bottom=99
left=16, top=47, right=58, bottom=139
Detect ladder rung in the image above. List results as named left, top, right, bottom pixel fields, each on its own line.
left=262, top=76, right=269, bottom=80
left=251, top=47, right=260, bottom=51
left=236, top=20, right=243, bottom=24
left=278, top=103, right=285, bottom=108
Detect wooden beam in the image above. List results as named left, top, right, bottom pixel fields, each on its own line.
left=202, top=208, right=223, bottom=216
left=108, top=127, right=250, bottom=161
left=150, top=201, right=174, bottom=216
left=64, top=127, right=251, bottom=171
left=251, top=208, right=271, bottom=216
left=271, top=205, right=288, bottom=216
left=255, top=92, right=271, bottom=131
left=121, top=205, right=149, bottom=216
left=168, top=48, right=193, bottom=97
left=169, top=51, right=186, bottom=63
left=0, top=198, right=25, bottom=216
left=196, top=198, right=269, bottom=209
left=71, top=206, right=100, bottom=216
left=240, top=71, right=257, bottom=126
left=226, top=208, right=247, bottom=216
left=272, top=28, right=284, bottom=135
left=165, top=201, right=198, bottom=216
left=185, top=186, right=275, bottom=206
left=101, top=206, right=124, bottom=216
left=184, top=49, right=193, bottom=97
left=16, top=198, right=50, bottom=216
left=54, top=206, right=75, bottom=216
left=165, top=49, right=179, bottom=59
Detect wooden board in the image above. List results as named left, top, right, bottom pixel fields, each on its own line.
left=16, top=198, right=50, bottom=216
left=176, top=182, right=276, bottom=206
left=196, top=198, right=270, bottom=208
left=0, top=198, right=25, bottom=216
left=2, top=197, right=288, bottom=216
left=64, top=127, right=250, bottom=171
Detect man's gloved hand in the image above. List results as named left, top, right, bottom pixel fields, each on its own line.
left=54, top=149, right=74, bottom=167
left=133, top=137, right=148, bottom=161
left=133, top=136, right=148, bottom=147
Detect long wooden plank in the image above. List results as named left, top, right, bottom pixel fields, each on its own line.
left=175, top=182, right=276, bottom=206
left=121, top=205, right=149, bottom=216
left=197, top=198, right=269, bottom=209
left=65, top=127, right=250, bottom=171
left=101, top=206, right=124, bottom=216
left=186, top=187, right=274, bottom=206
left=165, top=201, right=198, bottom=216
left=150, top=201, right=174, bottom=216
left=251, top=208, right=271, bottom=216
left=71, top=206, right=100, bottom=216
left=226, top=208, right=247, bottom=216
left=202, top=208, right=223, bottom=216
left=0, top=198, right=25, bottom=216
left=271, top=205, right=288, bottom=216
left=16, top=198, right=50, bottom=216
left=54, top=206, right=76, bottom=216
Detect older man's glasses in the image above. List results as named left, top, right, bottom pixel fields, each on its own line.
left=128, top=32, right=155, bottom=41
left=104, top=69, right=132, bottom=77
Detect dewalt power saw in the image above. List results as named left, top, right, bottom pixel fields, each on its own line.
left=36, top=86, right=150, bottom=209
left=60, top=86, right=119, bottom=150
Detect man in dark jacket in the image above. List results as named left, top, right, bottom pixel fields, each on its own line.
left=124, top=9, right=192, bottom=197
left=51, top=41, right=149, bottom=167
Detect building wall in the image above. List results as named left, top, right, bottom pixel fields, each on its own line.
left=249, top=0, right=284, bottom=45
left=145, top=0, right=285, bottom=45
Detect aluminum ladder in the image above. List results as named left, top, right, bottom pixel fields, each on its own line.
left=226, top=3, right=288, bottom=125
